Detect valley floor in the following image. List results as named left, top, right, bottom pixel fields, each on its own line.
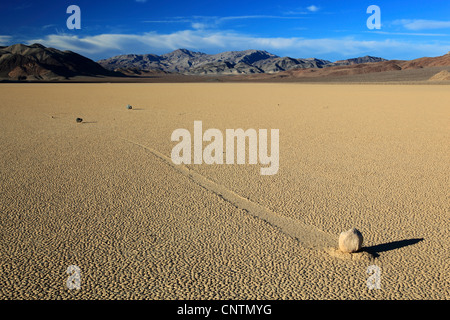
left=0, top=83, right=448, bottom=299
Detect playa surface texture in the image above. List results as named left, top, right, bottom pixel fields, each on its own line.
left=0, top=83, right=448, bottom=299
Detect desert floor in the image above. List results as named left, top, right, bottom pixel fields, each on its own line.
left=0, top=83, right=448, bottom=299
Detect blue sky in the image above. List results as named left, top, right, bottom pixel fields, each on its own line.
left=0, top=0, right=449, bottom=61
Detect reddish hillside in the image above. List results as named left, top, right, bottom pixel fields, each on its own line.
left=400, top=52, right=450, bottom=69
left=272, top=52, right=450, bottom=79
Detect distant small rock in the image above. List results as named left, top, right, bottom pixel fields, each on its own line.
left=127, top=104, right=133, bottom=109
left=339, top=228, right=363, bottom=253
left=76, top=118, right=83, bottom=123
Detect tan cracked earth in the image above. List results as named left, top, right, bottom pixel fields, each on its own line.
left=0, top=83, right=448, bottom=299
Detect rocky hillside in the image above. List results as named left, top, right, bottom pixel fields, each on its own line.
left=98, top=49, right=387, bottom=75
left=331, top=55, right=387, bottom=66
left=98, top=49, right=276, bottom=74
left=253, top=57, right=331, bottom=73
left=0, top=43, right=116, bottom=80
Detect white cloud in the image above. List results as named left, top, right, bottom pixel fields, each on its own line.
left=191, top=22, right=208, bottom=30
left=219, top=15, right=305, bottom=21
left=0, top=35, right=11, bottom=45
left=42, top=24, right=57, bottom=30
left=369, top=31, right=448, bottom=37
left=28, top=30, right=450, bottom=61
left=307, top=5, right=320, bottom=12
left=395, top=19, right=450, bottom=30
left=284, top=5, right=320, bottom=15
left=143, top=15, right=306, bottom=25
left=143, top=19, right=193, bottom=23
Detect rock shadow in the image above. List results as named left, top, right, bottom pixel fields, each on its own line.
left=363, top=238, right=424, bottom=258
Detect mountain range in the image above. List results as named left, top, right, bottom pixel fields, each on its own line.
left=97, top=49, right=387, bottom=75
left=0, top=43, right=449, bottom=81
